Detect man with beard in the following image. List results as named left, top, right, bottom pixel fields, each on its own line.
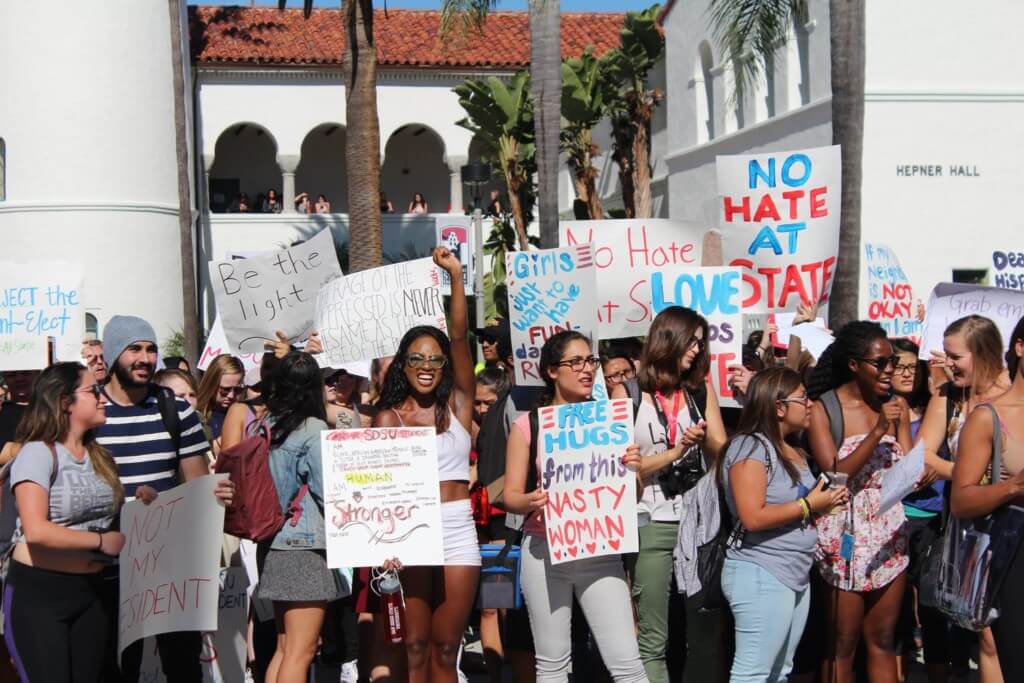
left=95, top=315, right=233, bottom=682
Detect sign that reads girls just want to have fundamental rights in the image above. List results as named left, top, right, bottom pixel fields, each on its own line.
left=716, top=145, right=841, bottom=312
left=506, top=244, right=598, bottom=387
left=321, top=428, right=444, bottom=568
left=538, top=398, right=638, bottom=565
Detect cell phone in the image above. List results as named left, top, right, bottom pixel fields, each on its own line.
left=817, top=472, right=834, bottom=489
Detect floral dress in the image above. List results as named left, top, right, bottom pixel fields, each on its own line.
left=816, top=434, right=909, bottom=591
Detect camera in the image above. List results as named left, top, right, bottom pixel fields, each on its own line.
left=657, top=449, right=705, bottom=498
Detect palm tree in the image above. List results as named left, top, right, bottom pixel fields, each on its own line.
left=279, top=0, right=382, bottom=273
left=562, top=48, right=608, bottom=220
left=709, top=0, right=865, bottom=328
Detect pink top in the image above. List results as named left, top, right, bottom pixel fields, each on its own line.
left=513, top=413, right=547, bottom=536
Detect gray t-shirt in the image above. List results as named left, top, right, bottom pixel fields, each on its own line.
left=10, top=442, right=117, bottom=540
left=722, top=434, right=817, bottom=591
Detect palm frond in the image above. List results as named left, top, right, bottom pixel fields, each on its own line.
left=440, top=0, right=500, bottom=40
left=277, top=0, right=314, bottom=18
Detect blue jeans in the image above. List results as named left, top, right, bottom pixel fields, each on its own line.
left=721, top=559, right=809, bottom=683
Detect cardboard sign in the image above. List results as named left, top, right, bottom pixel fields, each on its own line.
left=435, top=215, right=475, bottom=295
left=559, top=219, right=705, bottom=339
left=322, top=428, right=444, bottom=567
left=506, top=244, right=599, bottom=386
left=862, top=243, right=922, bottom=340
left=918, top=283, right=1024, bottom=360
left=316, top=258, right=446, bottom=365
left=716, top=145, right=841, bottom=312
left=209, top=228, right=342, bottom=354
left=993, top=250, right=1024, bottom=292
left=118, top=475, right=228, bottom=657
left=538, top=398, right=638, bottom=564
left=0, top=335, right=50, bottom=372
left=197, top=317, right=262, bottom=372
left=0, top=261, right=84, bottom=363
left=647, top=267, right=743, bottom=406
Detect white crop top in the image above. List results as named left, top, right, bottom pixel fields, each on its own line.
left=392, top=409, right=471, bottom=482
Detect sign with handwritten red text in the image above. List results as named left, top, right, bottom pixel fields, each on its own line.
left=559, top=219, right=705, bottom=338
left=322, top=427, right=444, bottom=567
left=647, top=267, right=743, bottom=407
left=862, top=243, right=922, bottom=341
left=538, top=398, right=638, bottom=565
left=716, top=145, right=841, bottom=312
left=118, top=475, right=228, bottom=657
left=506, top=244, right=598, bottom=386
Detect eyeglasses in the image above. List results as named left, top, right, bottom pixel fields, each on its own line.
left=893, top=362, right=917, bottom=376
left=604, top=367, right=636, bottom=385
left=688, top=336, right=706, bottom=352
left=218, top=385, right=247, bottom=397
left=76, top=384, right=103, bottom=399
left=406, top=353, right=448, bottom=370
left=856, top=355, right=897, bottom=371
left=778, top=395, right=811, bottom=407
left=555, top=356, right=601, bottom=373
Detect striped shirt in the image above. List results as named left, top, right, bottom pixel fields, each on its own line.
left=96, top=386, right=210, bottom=497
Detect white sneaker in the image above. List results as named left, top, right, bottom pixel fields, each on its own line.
left=339, top=659, right=359, bottom=683
left=244, top=668, right=255, bottom=683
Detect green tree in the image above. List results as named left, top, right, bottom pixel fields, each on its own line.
left=279, top=0, right=382, bottom=273
left=561, top=47, right=608, bottom=220
left=708, top=0, right=864, bottom=328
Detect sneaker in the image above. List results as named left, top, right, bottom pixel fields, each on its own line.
left=339, top=659, right=359, bottom=683
left=245, top=668, right=255, bottom=683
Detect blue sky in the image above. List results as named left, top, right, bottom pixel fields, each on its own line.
left=187, top=0, right=655, bottom=13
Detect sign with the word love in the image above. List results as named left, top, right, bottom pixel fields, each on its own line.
left=992, top=249, right=1024, bottom=292
left=506, top=244, right=598, bottom=386
left=435, top=215, right=475, bottom=295
left=316, top=258, right=446, bottom=365
left=862, top=243, right=922, bottom=341
left=209, top=228, right=342, bottom=354
left=648, top=267, right=743, bottom=407
left=0, top=261, right=84, bottom=364
left=918, top=283, right=1024, bottom=360
left=716, top=145, right=841, bottom=312
left=197, top=317, right=262, bottom=373
left=538, top=398, right=638, bottom=565
left=559, top=219, right=705, bottom=339
left=322, top=428, right=444, bottom=567
left=118, top=475, right=228, bottom=657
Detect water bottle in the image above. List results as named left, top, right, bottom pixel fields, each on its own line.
left=379, top=572, right=406, bottom=644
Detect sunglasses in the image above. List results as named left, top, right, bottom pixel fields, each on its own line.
left=555, top=356, right=601, bottom=372
left=688, top=336, right=706, bottom=352
left=856, top=356, right=897, bottom=372
left=407, top=353, right=447, bottom=370
left=75, top=384, right=103, bottom=399
left=217, top=385, right=247, bottom=397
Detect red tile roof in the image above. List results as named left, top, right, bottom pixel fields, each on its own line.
left=189, top=6, right=625, bottom=68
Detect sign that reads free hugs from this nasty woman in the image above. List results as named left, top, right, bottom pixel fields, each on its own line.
left=538, top=398, right=638, bottom=565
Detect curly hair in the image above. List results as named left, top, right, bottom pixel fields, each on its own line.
left=265, top=352, right=326, bottom=445
left=538, top=330, right=592, bottom=406
left=377, top=326, right=455, bottom=432
left=805, top=321, right=887, bottom=396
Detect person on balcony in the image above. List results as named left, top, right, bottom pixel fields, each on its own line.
left=408, top=192, right=429, bottom=215
left=315, top=194, right=331, bottom=214
left=262, top=189, right=283, bottom=214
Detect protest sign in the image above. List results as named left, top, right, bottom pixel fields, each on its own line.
left=322, top=428, right=444, bottom=567
left=538, top=398, right=638, bottom=564
left=716, top=145, right=841, bottom=312
left=918, top=283, right=1024, bottom=360
left=316, top=258, right=446, bottom=365
left=208, top=228, right=342, bottom=354
left=647, top=267, right=743, bottom=406
left=506, top=244, right=599, bottom=386
left=0, top=336, right=50, bottom=372
left=119, top=475, right=228, bottom=657
left=0, top=261, right=83, bottom=363
left=862, top=243, right=922, bottom=340
left=138, top=566, right=250, bottom=683
left=198, top=317, right=262, bottom=372
left=879, top=441, right=926, bottom=514
left=435, top=215, right=474, bottom=294
left=992, top=250, right=1024, bottom=292
left=559, top=219, right=705, bottom=338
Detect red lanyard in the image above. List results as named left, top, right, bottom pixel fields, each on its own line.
left=654, top=390, right=683, bottom=446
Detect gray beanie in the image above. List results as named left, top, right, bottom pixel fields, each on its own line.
left=103, top=315, right=158, bottom=366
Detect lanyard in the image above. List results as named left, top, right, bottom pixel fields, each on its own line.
left=654, top=390, right=683, bottom=446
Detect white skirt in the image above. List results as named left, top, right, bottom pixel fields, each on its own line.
left=442, top=499, right=481, bottom=566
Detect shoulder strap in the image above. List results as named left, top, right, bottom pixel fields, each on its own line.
left=527, top=409, right=539, bottom=494
left=155, top=387, right=182, bottom=455
left=391, top=408, right=406, bottom=426
left=623, top=378, right=643, bottom=425
left=819, top=390, right=844, bottom=451
left=984, top=404, right=1003, bottom=485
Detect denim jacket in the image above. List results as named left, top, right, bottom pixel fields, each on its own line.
left=267, top=417, right=328, bottom=551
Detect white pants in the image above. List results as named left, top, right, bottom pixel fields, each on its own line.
left=521, top=534, right=648, bottom=682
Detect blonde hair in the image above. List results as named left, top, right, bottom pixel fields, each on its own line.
left=944, top=315, right=1005, bottom=395
left=196, top=354, right=245, bottom=420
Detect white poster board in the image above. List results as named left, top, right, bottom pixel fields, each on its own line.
left=322, top=427, right=444, bottom=567
left=118, top=475, right=228, bottom=657
left=862, top=243, right=923, bottom=341
left=208, top=228, right=342, bottom=354
left=559, top=219, right=705, bottom=339
left=0, top=336, right=50, bottom=372
left=0, top=261, right=84, bottom=363
left=435, top=215, right=475, bottom=294
left=716, top=145, right=841, bottom=312
left=316, top=258, right=447, bottom=365
left=537, top=399, right=638, bottom=564
left=197, top=317, right=262, bottom=372
left=506, top=244, right=599, bottom=386
left=918, top=283, right=1024, bottom=359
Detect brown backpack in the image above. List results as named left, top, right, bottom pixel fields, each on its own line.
left=213, top=420, right=285, bottom=542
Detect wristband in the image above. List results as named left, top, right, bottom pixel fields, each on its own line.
left=798, top=498, right=811, bottom=522
left=96, top=532, right=104, bottom=552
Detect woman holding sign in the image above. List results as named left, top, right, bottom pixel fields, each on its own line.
left=3, top=362, right=126, bottom=683
left=374, top=247, right=480, bottom=683
left=505, top=330, right=647, bottom=682
left=611, top=305, right=727, bottom=683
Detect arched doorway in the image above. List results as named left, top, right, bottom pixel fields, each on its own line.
left=467, top=136, right=507, bottom=212
left=208, top=123, right=280, bottom=213
left=381, top=124, right=449, bottom=213
left=296, top=123, right=347, bottom=213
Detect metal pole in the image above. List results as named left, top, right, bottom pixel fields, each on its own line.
left=473, top=207, right=486, bottom=361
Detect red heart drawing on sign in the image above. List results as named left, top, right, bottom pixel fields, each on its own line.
left=586, top=543, right=596, bottom=555
left=568, top=546, right=578, bottom=557
left=553, top=549, right=562, bottom=561
left=608, top=539, right=621, bottom=551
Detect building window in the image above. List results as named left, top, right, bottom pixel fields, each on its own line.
left=698, top=42, right=715, bottom=141
left=0, top=138, right=5, bottom=202
left=953, top=269, right=988, bottom=285
left=85, top=313, right=99, bottom=339
left=763, top=52, right=776, bottom=119
left=787, top=17, right=811, bottom=107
